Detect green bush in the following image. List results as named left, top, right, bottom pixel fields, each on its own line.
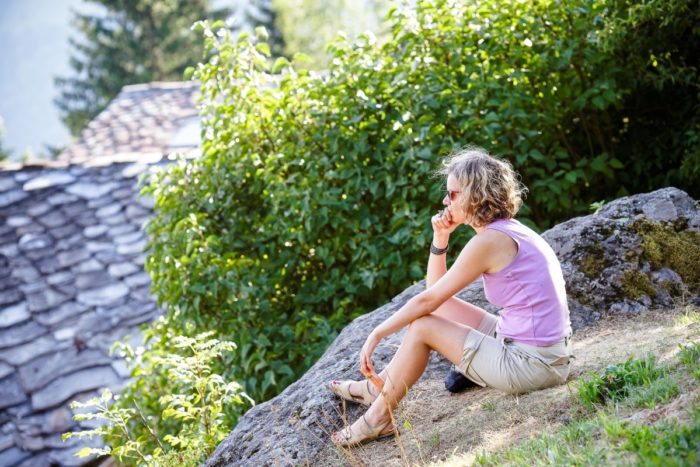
left=63, top=324, right=252, bottom=466
left=598, top=0, right=700, bottom=195
left=142, top=0, right=700, bottom=404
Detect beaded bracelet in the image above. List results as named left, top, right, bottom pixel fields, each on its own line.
left=430, top=242, right=449, bottom=255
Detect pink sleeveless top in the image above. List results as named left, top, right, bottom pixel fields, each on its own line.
left=482, top=218, right=572, bottom=346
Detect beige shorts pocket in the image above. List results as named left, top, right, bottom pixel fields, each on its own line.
left=500, top=343, right=567, bottom=393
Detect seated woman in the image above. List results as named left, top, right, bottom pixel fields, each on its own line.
left=329, top=147, right=573, bottom=446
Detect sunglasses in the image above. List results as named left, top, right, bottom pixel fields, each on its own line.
left=447, top=189, right=461, bottom=201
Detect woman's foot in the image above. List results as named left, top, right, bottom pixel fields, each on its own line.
left=331, top=413, right=395, bottom=446
left=328, top=379, right=380, bottom=406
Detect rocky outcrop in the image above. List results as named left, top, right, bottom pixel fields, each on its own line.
left=205, top=187, right=699, bottom=467
left=544, top=187, right=699, bottom=327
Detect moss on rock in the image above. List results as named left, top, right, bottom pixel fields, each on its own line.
left=631, top=218, right=700, bottom=294
left=661, top=279, right=682, bottom=298
left=621, top=270, right=656, bottom=300
left=579, top=243, right=610, bottom=279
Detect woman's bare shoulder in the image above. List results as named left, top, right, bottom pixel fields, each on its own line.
left=465, top=228, right=518, bottom=273
left=468, top=228, right=515, bottom=248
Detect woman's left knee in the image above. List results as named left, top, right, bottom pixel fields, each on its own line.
left=406, top=315, right=436, bottom=340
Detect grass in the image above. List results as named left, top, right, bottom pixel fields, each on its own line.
left=471, top=341, right=700, bottom=467
left=481, top=399, right=495, bottom=412
left=626, top=375, right=679, bottom=409
left=313, top=307, right=700, bottom=466
left=577, top=353, right=664, bottom=410
left=676, top=306, right=700, bottom=327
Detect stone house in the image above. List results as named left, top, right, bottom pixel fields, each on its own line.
left=0, top=81, right=200, bottom=467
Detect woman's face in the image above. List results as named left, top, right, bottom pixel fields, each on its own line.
left=443, top=173, right=467, bottom=224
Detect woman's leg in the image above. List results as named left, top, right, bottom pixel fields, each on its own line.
left=332, top=314, right=471, bottom=440
left=431, top=296, right=489, bottom=328
left=372, top=297, right=487, bottom=383
left=339, top=298, right=488, bottom=400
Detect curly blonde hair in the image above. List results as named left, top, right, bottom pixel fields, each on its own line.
left=438, top=147, right=527, bottom=227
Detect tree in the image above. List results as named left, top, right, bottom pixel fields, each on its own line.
left=54, top=0, right=232, bottom=137
left=232, top=0, right=286, bottom=58
left=272, top=0, right=389, bottom=68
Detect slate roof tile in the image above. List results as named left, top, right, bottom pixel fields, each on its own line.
left=0, top=79, right=201, bottom=465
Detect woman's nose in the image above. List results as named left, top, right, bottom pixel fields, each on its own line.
left=442, top=194, right=450, bottom=206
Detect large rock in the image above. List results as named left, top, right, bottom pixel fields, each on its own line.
left=543, top=187, right=700, bottom=327
left=205, top=187, right=700, bottom=466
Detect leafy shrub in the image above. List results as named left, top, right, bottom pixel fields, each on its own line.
left=597, top=0, right=700, bottom=196
left=143, top=0, right=700, bottom=403
left=63, top=325, right=252, bottom=466
left=578, top=354, right=663, bottom=409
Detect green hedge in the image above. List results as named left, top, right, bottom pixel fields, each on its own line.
left=141, top=0, right=700, bottom=403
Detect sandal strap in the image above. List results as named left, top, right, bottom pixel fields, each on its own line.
left=364, top=379, right=374, bottom=400
left=336, top=415, right=392, bottom=445
left=329, top=379, right=377, bottom=406
left=360, top=414, right=373, bottom=437
left=361, top=414, right=393, bottom=437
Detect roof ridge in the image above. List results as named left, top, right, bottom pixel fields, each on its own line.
left=120, top=80, right=201, bottom=93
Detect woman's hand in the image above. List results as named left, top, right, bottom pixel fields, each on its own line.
left=360, top=331, right=381, bottom=377
left=431, top=208, right=460, bottom=237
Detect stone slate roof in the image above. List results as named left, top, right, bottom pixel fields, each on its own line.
left=0, top=154, right=170, bottom=466
left=1, top=79, right=202, bottom=466
left=58, top=81, right=200, bottom=163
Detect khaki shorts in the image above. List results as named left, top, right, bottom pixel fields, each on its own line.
left=457, top=313, right=573, bottom=394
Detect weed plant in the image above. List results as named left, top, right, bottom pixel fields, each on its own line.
left=679, top=343, right=700, bottom=380
left=626, top=376, right=679, bottom=409
left=578, top=353, right=663, bottom=410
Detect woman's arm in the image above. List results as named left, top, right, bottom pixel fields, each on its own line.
left=426, top=232, right=449, bottom=287
left=427, top=209, right=460, bottom=287
left=361, top=231, right=501, bottom=374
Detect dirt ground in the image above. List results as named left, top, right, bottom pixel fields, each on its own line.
left=312, top=306, right=700, bottom=467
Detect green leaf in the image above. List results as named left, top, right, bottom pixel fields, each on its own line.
left=272, top=57, right=291, bottom=74
left=77, top=447, right=94, bottom=458
left=610, top=158, right=624, bottom=169
left=255, top=43, right=271, bottom=57
left=255, top=26, right=269, bottom=41
left=292, top=52, right=312, bottom=63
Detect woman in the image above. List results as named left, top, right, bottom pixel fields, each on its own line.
left=329, top=147, right=573, bottom=446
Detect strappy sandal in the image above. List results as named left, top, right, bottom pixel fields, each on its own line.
left=331, top=414, right=395, bottom=447
left=328, top=379, right=377, bottom=406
